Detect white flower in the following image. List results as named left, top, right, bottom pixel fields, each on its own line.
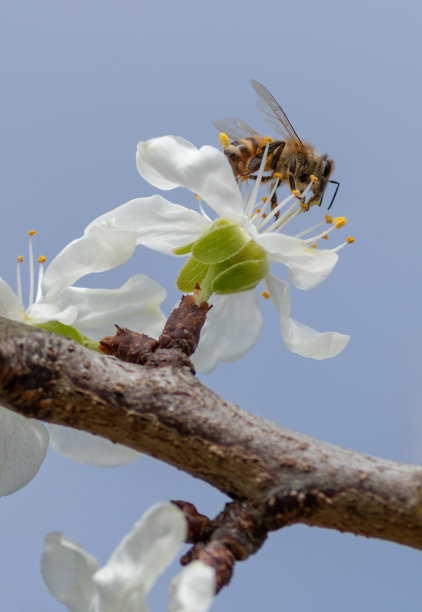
left=0, top=227, right=167, bottom=494
left=87, top=135, right=352, bottom=373
left=41, top=502, right=216, bottom=612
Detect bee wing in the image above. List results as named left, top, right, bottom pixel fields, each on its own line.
left=213, top=117, right=263, bottom=141
left=251, top=79, right=304, bottom=148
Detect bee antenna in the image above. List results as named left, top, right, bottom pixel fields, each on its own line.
left=324, top=180, right=340, bottom=210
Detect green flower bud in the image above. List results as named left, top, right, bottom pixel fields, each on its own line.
left=192, top=219, right=250, bottom=264
left=211, top=239, right=269, bottom=294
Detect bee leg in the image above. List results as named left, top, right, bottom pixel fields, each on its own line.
left=288, top=156, right=309, bottom=210
left=270, top=189, right=280, bottom=219
left=248, top=174, right=274, bottom=183
left=306, top=194, right=321, bottom=208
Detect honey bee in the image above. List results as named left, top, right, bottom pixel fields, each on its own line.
left=214, top=79, right=339, bottom=210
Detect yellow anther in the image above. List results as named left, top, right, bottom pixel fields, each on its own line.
left=292, top=189, right=300, bottom=197
left=264, top=136, right=272, bottom=143
left=300, top=202, right=309, bottom=210
left=261, top=290, right=270, bottom=299
left=195, top=194, right=202, bottom=201
left=322, top=234, right=328, bottom=240
left=38, top=255, right=46, bottom=263
left=218, top=132, right=230, bottom=148
left=28, top=230, right=37, bottom=236
left=310, top=174, right=318, bottom=183
left=273, top=172, right=282, bottom=179
left=262, top=213, right=267, bottom=218
left=311, top=243, right=317, bottom=248
left=347, top=236, right=355, bottom=244
left=325, top=214, right=333, bottom=224
left=334, top=216, right=347, bottom=229
left=255, top=208, right=261, bottom=213
left=16, top=255, right=24, bottom=262
left=261, top=196, right=267, bottom=203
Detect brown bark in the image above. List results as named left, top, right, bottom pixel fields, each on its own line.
left=1, top=315, right=421, bottom=556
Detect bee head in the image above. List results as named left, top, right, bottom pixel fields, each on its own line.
left=319, top=156, right=339, bottom=210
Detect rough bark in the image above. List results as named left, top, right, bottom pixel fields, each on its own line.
left=1, top=315, right=422, bottom=555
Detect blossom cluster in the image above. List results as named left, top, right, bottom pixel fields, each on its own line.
left=1, top=133, right=352, bottom=610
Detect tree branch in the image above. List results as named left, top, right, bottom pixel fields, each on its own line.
left=1, top=315, right=421, bottom=556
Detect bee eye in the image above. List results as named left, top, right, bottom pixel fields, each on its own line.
left=323, top=160, right=332, bottom=178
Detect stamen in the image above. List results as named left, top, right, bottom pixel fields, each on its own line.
left=251, top=195, right=272, bottom=226
left=264, top=136, right=272, bottom=143
left=332, top=237, right=355, bottom=252
left=310, top=174, right=318, bottom=183
left=333, top=216, right=347, bottom=229
left=302, top=215, right=347, bottom=245
left=271, top=179, right=315, bottom=232
left=28, top=230, right=36, bottom=308
left=257, top=191, right=297, bottom=231
left=195, top=194, right=212, bottom=222
left=325, top=215, right=332, bottom=224
left=16, top=256, right=23, bottom=306
left=219, top=132, right=230, bottom=150
left=295, top=220, right=326, bottom=239
left=269, top=199, right=302, bottom=232
left=244, top=177, right=250, bottom=204
left=246, top=141, right=270, bottom=217
left=261, top=290, right=270, bottom=299
left=267, top=178, right=280, bottom=206
left=36, top=256, right=46, bottom=302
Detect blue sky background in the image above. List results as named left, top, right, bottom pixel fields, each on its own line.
left=1, top=0, right=422, bottom=610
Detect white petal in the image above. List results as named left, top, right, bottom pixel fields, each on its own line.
left=265, top=274, right=350, bottom=359
left=41, top=532, right=100, bottom=612
left=170, top=561, right=215, bottom=612
left=86, top=196, right=209, bottom=255
left=26, top=302, right=78, bottom=326
left=56, top=274, right=167, bottom=340
left=41, top=227, right=138, bottom=303
left=192, top=291, right=263, bottom=374
left=49, top=425, right=142, bottom=467
left=0, top=408, right=48, bottom=496
left=137, top=137, right=245, bottom=220
left=257, top=233, right=339, bottom=289
left=94, top=503, right=186, bottom=612
left=0, top=277, right=25, bottom=320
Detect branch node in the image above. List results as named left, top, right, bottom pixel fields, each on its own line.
left=99, top=294, right=211, bottom=373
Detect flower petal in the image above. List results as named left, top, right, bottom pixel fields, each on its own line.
left=56, top=274, right=167, bottom=340
left=41, top=227, right=138, bottom=303
left=41, top=532, right=100, bottom=612
left=192, top=290, right=263, bottom=374
left=257, top=233, right=338, bottom=289
left=49, top=425, right=142, bottom=467
left=0, top=408, right=49, bottom=496
left=0, top=277, right=25, bottom=321
left=26, top=302, right=78, bottom=326
left=94, top=503, right=186, bottom=612
left=137, top=136, right=245, bottom=220
left=265, top=274, right=350, bottom=359
left=86, top=196, right=209, bottom=255
left=169, top=561, right=215, bottom=612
